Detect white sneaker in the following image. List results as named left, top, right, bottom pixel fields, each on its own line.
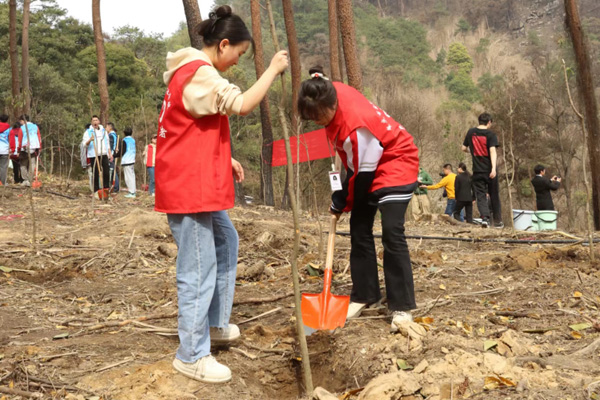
left=390, top=311, right=413, bottom=333
left=21, top=180, right=30, bottom=187
left=210, top=324, right=241, bottom=344
left=346, top=302, right=367, bottom=319
left=172, top=355, right=231, bottom=383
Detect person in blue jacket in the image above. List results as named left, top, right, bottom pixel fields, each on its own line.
left=121, top=127, right=136, bottom=198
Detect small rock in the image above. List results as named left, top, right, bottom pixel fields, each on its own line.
left=441, top=347, right=449, bottom=354
left=358, top=371, right=421, bottom=400
left=157, top=243, right=177, bottom=258
left=413, top=359, right=429, bottom=374
left=312, top=387, right=338, bottom=400
left=517, top=379, right=529, bottom=392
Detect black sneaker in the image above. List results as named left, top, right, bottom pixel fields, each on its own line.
left=481, top=218, right=489, bottom=228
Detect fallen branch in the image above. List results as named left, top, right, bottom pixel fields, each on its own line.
left=95, top=357, right=134, bottom=373
left=242, top=341, right=289, bottom=355
left=450, top=287, right=505, bottom=297
left=233, top=292, right=293, bottom=305
left=571, top=336, right=600, bottom=357
left=86, top=312, right=177, bottom=332
left=494, top=311, right=540, bottom=319
left=44, top=189, right=77, bottom=200
left=230, top=347, right=258, bottom=360
left=522, top=327, right=560, bottom=334
left=0, top=386, right=43, bottom=398
left=238, top=307, right=283, bottom=325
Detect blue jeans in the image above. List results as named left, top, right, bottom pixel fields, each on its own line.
left=147, top=167, right=155, bottom=194
left=109, top=160, right=119, bottom=192
left=167, top=211, right=239, bottom=363
left=445, top=199, right=464, bottom=222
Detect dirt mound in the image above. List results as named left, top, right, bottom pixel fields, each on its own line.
left=115, top=209, right=170, bottom=237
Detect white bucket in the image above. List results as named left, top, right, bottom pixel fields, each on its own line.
left=512, top=209, right=535, bottom=231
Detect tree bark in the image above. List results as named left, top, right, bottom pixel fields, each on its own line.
left=9, top=0, right=20, bottom=119
left=564, top=0, right=600, bottom=230
left=92, top=0, right=110, bottom=124
left=21, top=0, right=31, bottom=115
left=250, top=0, right=275, bottom=206
left=282, top=0, right=301, bottom=129
left=337, top=0, right=363, bottom=90
left=182, top=0, right=203, bottom=50
left=328, top=0, right=342, bottom=81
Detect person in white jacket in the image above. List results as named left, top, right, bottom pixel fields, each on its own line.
left=82, top=115, right=113, bottom=197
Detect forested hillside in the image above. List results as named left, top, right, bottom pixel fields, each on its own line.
left=1, top=0, right=599, bottom=229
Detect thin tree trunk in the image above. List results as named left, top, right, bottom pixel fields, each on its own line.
left=328, top=0, right=342, bottom=81
left=92, top=0, right=110, bottom=124
left=50, top=140, right=54, bottom=176
left=337, top=0, right=363, bottom=90
left=21, top=0, right=31, bottom=115
left=564, top=0, right=600, bottom=230
left=265, top=0, right=314, bottom=394
left=9, top=0, right=20, bottom=119
left=182, top=0, right=203, bottom=50
left=250, top=0, right=275, bottom=206
left=503, top=97, right=517, bottom=231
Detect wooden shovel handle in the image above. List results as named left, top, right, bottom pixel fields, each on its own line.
left=324, top=215, right=337, bottom=272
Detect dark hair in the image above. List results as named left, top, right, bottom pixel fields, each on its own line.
left=458, top=162, right=468, bottom=173
left=106, top=122, right=115, bottom=131
left=152, top=135, right=158, bottom=139
left=298, top=66, right=338, bottom=121
left=197, top=5, right=252, bottom=49
left=91, top=115, right=100, bottom=120
left=0, top=114, right=8, bottom=123
left=19, top=114, right=30, bottom=122
left=534, top=164, right=545, bottom=175
left=443, top=163, right=453, bottom=171
left=12, top=122, right=20, bottom=129
left=124, top=127, right=133, bottom=136
left=85, top=123, right=91, bottom=130
left=478, top=113, right=492, bottom=125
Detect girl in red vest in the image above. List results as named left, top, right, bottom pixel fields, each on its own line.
left=155, top=5, right=288, bottom=383
left=298, top=67, right=420, bottom=332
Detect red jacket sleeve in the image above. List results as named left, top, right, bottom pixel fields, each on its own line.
left=37, top=129, right=42, bottom=151
left=9, top=131, right=15, bottom=154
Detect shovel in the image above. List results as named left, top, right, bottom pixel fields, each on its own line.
left=32, top=155, right=42, bottom=189
left=301, top=214, right=350, bottom=331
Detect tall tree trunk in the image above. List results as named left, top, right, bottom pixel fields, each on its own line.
left=281, top=0, right=302, bottom=211
left=328, top=0, right=342, bottom=81
left=250, top=0, right=275, bottom=206
left=182, top=0, right=203, bottom=50
left=9, top=0, right=20, bottom=119
left=337, top=0, right=363, bottom=90
left=21, top=0, right=31, bottom=115
left=282, top=0, right=301, bottom=128
left=564, top=0, right=600, bottom=230
left=92, top=0, right=110, bottom=124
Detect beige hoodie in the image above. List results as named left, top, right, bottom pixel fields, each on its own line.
left=163, top=47, right=244, bottom=118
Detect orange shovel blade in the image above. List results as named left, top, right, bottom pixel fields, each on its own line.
left=32, top=180, right=42, bottom=189
left=301, top=292, right=350, bottom=330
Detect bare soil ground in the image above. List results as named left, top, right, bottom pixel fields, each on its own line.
left=1, top=181, right=600, bottom=400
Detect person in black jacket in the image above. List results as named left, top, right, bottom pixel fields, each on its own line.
left=531, top=164, right=561, bottom=210
left=453, top=162, right=474, bottom=223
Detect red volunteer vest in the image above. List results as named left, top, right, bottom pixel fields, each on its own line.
left=154, top=60, right=234, bottom=214
left=146, top=144, right=156, bottom=167
left=326, top=82, right=419, bottom=211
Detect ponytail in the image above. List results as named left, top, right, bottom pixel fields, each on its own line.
left=196, top=5, right=253, bottom=49
left=298, top=66, right=338, bottom=121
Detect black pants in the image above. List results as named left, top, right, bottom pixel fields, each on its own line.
left=11, top=158, right=23, bottom=183
left=349, top=200, right=416, bottom=311
left=92, top=155, right=110, bottom=192
left=453, top=200, right=473, bottom=223
left=472, top=173, right=502, bottom=223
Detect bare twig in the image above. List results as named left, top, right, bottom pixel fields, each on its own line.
left=0, top=386, right=42, bottom=398
left=95, top=357, right=134, bottom=372
left=238, top=307, right=283, bottom=325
